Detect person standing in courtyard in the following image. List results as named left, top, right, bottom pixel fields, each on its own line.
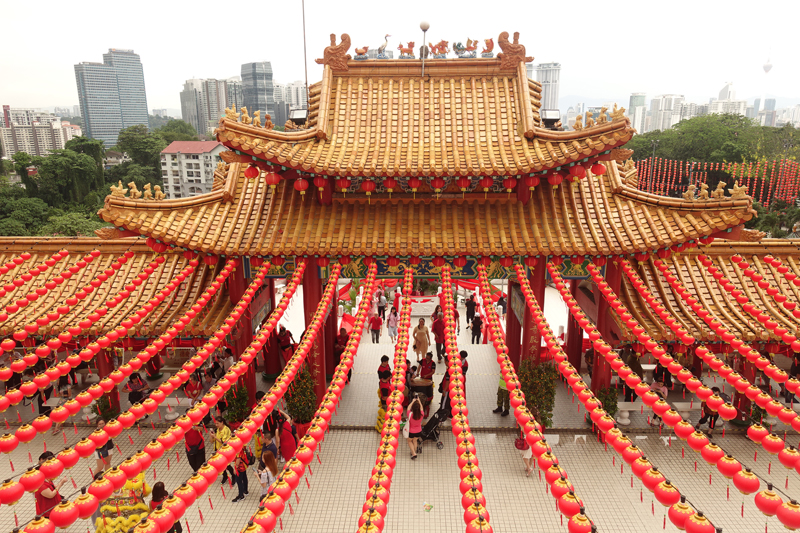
left=465, top=294, right=477, bottom=326
left=493, top=377, right=509, bottom=416
left=431, top=312, right=446, bottom=362
left=406, top=395, right=424, bottom=460
left=258, top=450, right=278, bottom=499
left=184, top=423, right=205, bottom=472
left=386, top=307, right=399, bottom=343
left=369, top=312, right=383, bottom=343
left=35, top=451, right=66, bottom=518
left=412, top=318, right=430, bottom=363
left=470, top=313, right=483, bottom=344
left=378, top=290, right=387, bottom=319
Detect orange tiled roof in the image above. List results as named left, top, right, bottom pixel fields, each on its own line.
left=0, top=238, right=230, bottom=337
left=98, top=160, right=756, bottom=257
left=214, top=34, right=635, bottom=177
left=618, top=241, right=800, bottom=342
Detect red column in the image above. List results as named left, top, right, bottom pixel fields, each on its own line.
left=521, top=262, right=546, bottom=362
left=229, top=261, right=255, bottom=408
left=734, top=358, right=756, bottom=419
left=506, top=279, right=522, bottom=368
left=303, top=263, right=327, bottom=403
left=324, top=292, right=337, bottom=376
left=96, top=348, right=120, bottom=414
left=565, top=279, right=583, bottom=372
left=264, top=278, right=282, bottom=375
left=591, top=261, right=620, bottom=393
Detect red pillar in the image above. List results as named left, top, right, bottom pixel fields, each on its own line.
left=591, top=261, right=620, bottom=393
left=734, top=358, right=756, bottom=419
left=521, top=262, right=546, bottom=362
left=264, top=279, right=282, bottom=375
left=324, top=292, right=337, bottom=376
left=229, top=261, right=256, bottom=408
left=96, top=348, right=120, bottom=414
left=303, top=264, right=327, bottom=403
left=506, top=280, right=522, bottom=368
left=565, top=279, right=583, bottom=372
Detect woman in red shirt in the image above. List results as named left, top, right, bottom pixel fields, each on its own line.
left=277, top=409, right=297, bottom=462
left=184, top=375, right=202, bottom=405
left=184, top=424, right=205, bottom=472
left=150, top=482, right=183, bottom=532
left=231, top=447, right=250, bottom=503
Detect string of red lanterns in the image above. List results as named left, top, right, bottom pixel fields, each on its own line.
left=0, top=259, right=292, bottom=530
left=356, top=267, right=413, bottom=533
left=0, top=259, right=234, bottom=489
left=547, top=262, right=725, bottom=531
left=731, top=254, right=800, bottom=337
left=0, top=255, right=183, bottom=434
left=0, top=249, right=71, bottom=324
left=236, top=262, right=372, bottom=533
left=481, top=265, right=594, bottom=531
left=440, top=265, right=492, bottom=533
left=555, top=262, right=800, bottom=530
left=699, top=254, right=800, bottom=354
left=513, top=263, right=690, bottom=530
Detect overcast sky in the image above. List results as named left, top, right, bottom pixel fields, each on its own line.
left=4, top=0, right=797, bottom=115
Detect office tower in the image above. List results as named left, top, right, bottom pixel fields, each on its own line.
left=753, top=98, right=761, bottom=114
left=225, top=77, right=243, bottom=111
left=180, top=79, right=205, bottom=134
left=764, top=98, right=776, bottom=111
left=73, top=105, right=80, bottom=117
left=535, top=63, right=561, bottom=111
left=180, top=78, right=244, bottom=135
left=74, top=49, right=149, bottom=146
left=719, top=82, right=735, bottom=100
left=241, top=62, right=274, bottom=119
left=285, top=81, right=308, bottom=109
left=629, top=93, right=646, bottom=111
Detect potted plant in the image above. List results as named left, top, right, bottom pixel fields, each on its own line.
left=222, top=384, right=249, bottom=429
left=92, top=394, right=120, bottom=422
left=285, top=363, right=318, bottom=439
left=518, top=358, right=559, bottom=428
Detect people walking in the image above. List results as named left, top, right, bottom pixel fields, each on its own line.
left=493, top=377, right=509, bottom=416
left=369, top=313, right=383, bottom=343
left=184, top=424, right=205, bottom=472
left=412, top=318, right=430, bottom=363
left=386, top=307, right=399, bottom=343
left=465, top=294, right=477, bottom=325
left=406, top=396, right=424, bottom=460
left=470, top=314, right=483, bottom=344
left=431, top=312, right=446, bottom=362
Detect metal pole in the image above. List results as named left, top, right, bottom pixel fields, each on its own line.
left=421, top=30, right=427, bottom=77
left=302, top=0, right=310, bottom=110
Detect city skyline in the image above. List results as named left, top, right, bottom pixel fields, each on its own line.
left=3, top=1, right=797, bottom=116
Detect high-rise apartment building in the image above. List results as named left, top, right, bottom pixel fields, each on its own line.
left=159, top=141, right=225, bottom=199
left=180, top=77, right=244, bottom=135
left=534, top=62, right=561, bottom=111
left=629, top=93, right=646, bottom=111
left=241, top=62, right=274, bottom=119
left=1, top=106, right=82, bottom=157
left=627, top=93, right=647, bottom=134
left=753, top=98, right=761, bottom=114
left=74, top=49, right=149, bottom=146
left=649, top=95, right=684, bottom=132
left=719, top=82, right=735, bottom=101
left=152, top=109, right=169, bottom=117
left=764, top=98, right=776, bottom=112
left=285, top=81, right=308, bottom=109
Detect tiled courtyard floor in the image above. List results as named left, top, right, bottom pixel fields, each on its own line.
left=1, top=296, right=798, bottom=532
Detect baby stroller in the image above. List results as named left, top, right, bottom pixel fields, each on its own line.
left=418, top=406, right=447, bottom=452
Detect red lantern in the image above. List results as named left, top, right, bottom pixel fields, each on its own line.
left=548, top=172, right=564, bottom=188
left=294, top=177, right=309, bottom=195
left=733, top=468, right=760, bottom=494
left=479, top=177, right=493, bottom=193
left=336, top=177, right=351, bottom=193
left=654, top=480, right=681, bottom=507
left=431, top=177, right=446, bottom=194
left=74, top=491, right=99, bottom=519
left=755, top=485, right=783, bottom=516
left=669, top=497, right=694, bottom=530
left=313, top=176, right=327, bottom=191
left=244, top=164, right=260, bottom=179
left=777, top=500, right=800, bottom=531
left=456, top=177, right=471, bottom=193
left=568, top=165, right=586, bottom=181
left=591, top=163, right=607, bottom=176
left=383, top=177, right=397, bottom=195
left=48, top=499, right=79, bottom=529
left=684, top=512, right=715, bottom=533
left=263, top=172, right=281, bottom=190
left=502, top=177, right=517, bottom=193
left=361, top=179, right=376, bottom=197
left=407, top=177, right=421, bottom=192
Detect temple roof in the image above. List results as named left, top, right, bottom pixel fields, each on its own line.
left=214, top=34, right=635, bottom=177
left=617, top=241, right=800, bottom=343
left=0, top=238, right=229, bottom=338
left=98, top=160, right=756, bottom=257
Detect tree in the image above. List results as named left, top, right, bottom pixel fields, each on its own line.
left=36, top=212, right=108, bottom=237
left=105, top=162, right=161, bottom=193
left=154, top=119, right=199, bottom=144
left=12, top=152, right=35, bottom=195
left=114, top=125, right=167, bottom=169
left=0, top=219, right=29, bottom=236
left=31, top=149, right=98, bottom=205
left=0, top=197, right=50, bottom=229
left=65, top=136, right=105, bottom=189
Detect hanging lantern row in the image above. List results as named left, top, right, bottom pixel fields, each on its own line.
left=0, top=260, right=288, bottom=529
left=0, top=250, right=140, bottom=351
left=233, top=262, right=369, bottom=533
left=648, top=258, right=800, bottom=462
left=478, top=265, right=593, bottom=530
left=550, top=263, right=800, bottom=531
left=730, top=255, right=800, bottom=340
left=0, top=258, right=230, bottom=461
left=440, top=265, right=494, bottom=533
left=357, top=267, right=414, bottom=533
left=513, top=263, right=697, bottom=528
left=0, top=251, right=37, bottom=277
left=0, top=249, right=72, bottom=323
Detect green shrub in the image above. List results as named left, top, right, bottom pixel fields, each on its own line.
left=518, top=359, right=559, bottom=428
left=92, top=394, right=120, bottom=422
left=223, top=384, right=250, bottom=424
left=595, top=386, right=618, bottom=419
left=285, top=364, right=318, bottom=424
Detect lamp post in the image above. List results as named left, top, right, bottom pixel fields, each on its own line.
left=650, top=139, right=660, bottom=184
left=420, top=21, right=430, bottom=78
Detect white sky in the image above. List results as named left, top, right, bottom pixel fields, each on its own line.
left=3, top=0, right=798, bottom=114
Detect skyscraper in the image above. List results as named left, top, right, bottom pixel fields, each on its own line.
left=629, top=93, right=646, bottom=110
left=74, top=49, right=148, bottom=146
left=628, top=93, right=647, bottom=134
left=649, top=95, right=684, bottom=132
left=764, top=98, right=776, bottom=111
left=534, top=63, right=561, bottom=111
left=241, top=62, right=274, bottom=119
left=180, top=77, right=244, bottom=135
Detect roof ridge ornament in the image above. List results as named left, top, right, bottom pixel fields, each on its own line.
left=497, top=31, right=533, bottom=69
left=315, top=33, right=352, bottom=71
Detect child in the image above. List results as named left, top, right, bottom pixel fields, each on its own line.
left=378, top=355, right=391, bottom=378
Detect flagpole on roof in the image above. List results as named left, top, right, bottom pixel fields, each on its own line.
left=302, top=0, right=309, bottom=114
